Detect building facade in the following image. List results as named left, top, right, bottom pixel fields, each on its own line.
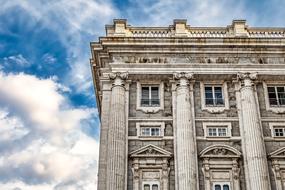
left=90, top=19, right=285, bottom=190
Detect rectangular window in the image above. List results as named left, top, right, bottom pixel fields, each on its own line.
left=141, top=126, right=161, bottom=137
left=205, top=85, right=224, bottom=106
left=268, top=86, right=285, bottom=106
left=208, top=127, right=228, bottom=137
left=141, top=86, right=160, bottom=107
left=273, top=127, right=285, bottom=137
left=143, top=182, right=159, bottom=190
left=213, top=183, right=230, bottom=190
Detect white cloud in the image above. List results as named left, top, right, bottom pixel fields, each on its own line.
left=3, top=54, right=31, bottom=67
left=0, top=72, right=99, bottom=189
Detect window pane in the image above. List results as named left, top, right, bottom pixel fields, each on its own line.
left=142, top=87, right=149, bottom=99
left=218, top=128, right=227, bottom=136
left=214, top=87, right=224, bottom=105
left=268, top=87, right=278, bottom=106
left=215, top=185, right=221, bottom=190
left=151, top=87, right=160, bottom=106
left=223, top=185, right=230, bottom=190
left=205, top=86, right=214, bottom=105
left=151, top=128, right=160, bottom=136
left=274, top=128, right=284, bottom=137
left=277, top=87, right=285, bottom=105
left=144, top=184, right=150, bottom=190
left=152, top=184, right=158, bottom=190
left=142, top=87, right=150, bottom=106
left=141, top=128, right=150, bottom=136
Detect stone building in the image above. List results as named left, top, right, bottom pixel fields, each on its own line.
left=90, top=19, right=285, bottom=190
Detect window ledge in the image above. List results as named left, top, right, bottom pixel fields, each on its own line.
left=202, top=106, right=229, bottom=113
left=267, top=107, right=285, bottom=114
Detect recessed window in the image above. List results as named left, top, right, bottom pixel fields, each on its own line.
left=143, top=182, right=159, bottom=190
left=136, top=122, right=165, bottom=138
left=203, top=122, right=232, bottom=138
left=141, top=126, right=161, bottom=137
left=214, top=184, right=230, bottom=190
left=205, top=85, right=224, bottom=106
left=141, top=86, right=160, bottom=107
left=273, top=127, right=285, bottom=137
left=208, top=127, right=228, bottom=137
left=267, top=86, right=285, bottom=106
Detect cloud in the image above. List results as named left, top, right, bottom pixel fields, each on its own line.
left=0, top=71, right=99, bottom=189
left=2, top=54, right=30, bottom=67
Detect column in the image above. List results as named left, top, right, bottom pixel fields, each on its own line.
left=237, top=72, right=271, bottom=190
left=173, top=72, right=198, bottom=190
left=106, top=72, right=128, bottom=190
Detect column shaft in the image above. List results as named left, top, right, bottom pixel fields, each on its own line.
left=106, top=75, right=127, bottom=190
left=238, top=74, right=271, bottom=190
left=174, top=74, right=198, bottom=190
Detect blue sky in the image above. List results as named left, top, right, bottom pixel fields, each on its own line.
left=0, top=0, right=284, bottom=189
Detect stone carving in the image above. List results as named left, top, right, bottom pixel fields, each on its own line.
left=237, top=72, right=258, bottom=80
left=173, top=72, right=194, bottom=80
left=213, top=148, right=227, bottom=155
left=109, top=72, right=128, bottom=80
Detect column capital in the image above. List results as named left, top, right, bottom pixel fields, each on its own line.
left=173, top=72, right=194, bottom=80
left=236, top=72, right=257, bottom=87
left=109, top=72, right=128, bottom=86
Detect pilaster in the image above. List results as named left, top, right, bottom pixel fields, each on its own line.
left=173, top=72, right=198, bottom=190
left=236, top=72, right=271, bottom=190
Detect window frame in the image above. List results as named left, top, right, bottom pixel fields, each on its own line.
left=142, top=181, right=160, bottom=190
left=263, top=82, right=285, bottom=114
left=212, top=182, right=231, bottom=190
left=136, top=122, right=165, bottom=138
left=204, top=85, right=225, bottom=107
left=136, top=81, right=164, bottom=113
left=203, top=122, right=232, bottom=138
left=267, top=86, right=285, bottom=107
left=200, top=81, right=229, bottom=113
left=269, top=123, right=285, bottom=138
left=141, top=85, right=160, bottom=107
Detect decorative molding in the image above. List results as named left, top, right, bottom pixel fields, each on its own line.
left=200, top=81, right=230, bottom=113
left=108, top=72, right=128, bottom=86
left=130, top=144, right=172, bottom=158
left=237, top=72, right=258, bottom=87
left=136, top=81, right=164, bottom=113
left=269, top=147, right=285, bottom=158
left=200, top=144, right=241, bottom=158
left=263, top=82, right=285, bottom=114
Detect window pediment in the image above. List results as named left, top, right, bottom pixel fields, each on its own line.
left=269, top=147, right=285, bottom=158
left=130, top=144, right=172, bottom=158
left=200, top=145, right=241, bottom=158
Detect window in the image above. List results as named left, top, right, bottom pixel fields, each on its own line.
left=141, top=86, right=160, bottom=107
left=208, top=127, right=228, bottom=137
left=273, top=127, right=285, bottom=137
left=203, top=122, right=232, bottom=138
left=269, top=123, right=285, bottom=138
left=141, top=126, right=161, bottom=136
left=267, top=86, right=285, bottom=106
left=137, top=82, right=164, bottom=113
left=200, top=82, right=229, bottom=113
left=213, top=183, right=230, bottom=190
left=136, top=122, right=165, bottom=138
left=143, top=183, right=159, bottom=190
left=205, top=85, right=224, bottom=106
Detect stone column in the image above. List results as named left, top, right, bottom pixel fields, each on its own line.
left=237, top=72, right=271, bottom=190
left=173, top=72, right=198, bottom=190
left=106, top=72, right=128, bottom=190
